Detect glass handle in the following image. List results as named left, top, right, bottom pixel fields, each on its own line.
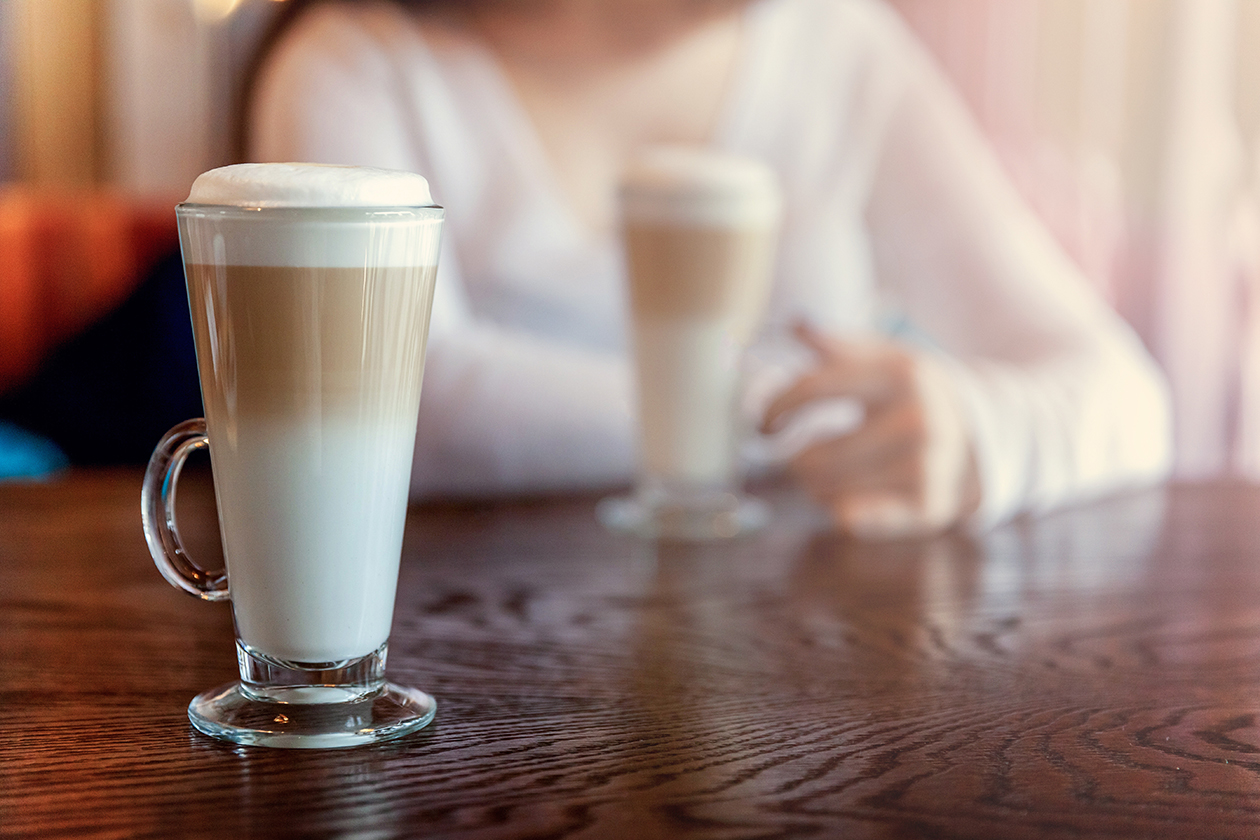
left=141, top=418, right=229, bottom=601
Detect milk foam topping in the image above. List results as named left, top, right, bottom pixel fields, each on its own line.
left=621, top=146, right=781, bottom=227
left=185, top=162, right=433, bottom=207
left=178, top=163, right=443, bottom=268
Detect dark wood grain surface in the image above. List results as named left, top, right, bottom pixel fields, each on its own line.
left=4, top=470, right=1260, bottom=838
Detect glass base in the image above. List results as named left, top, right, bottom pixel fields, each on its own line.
left=597, top=490, right=768, bottom=540
left=188, top=681, right=436, bottom=749
left=187, top=642, right=435, bottom=749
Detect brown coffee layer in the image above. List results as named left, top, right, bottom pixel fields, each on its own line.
left=624, top=223, right=776, bottom=328
left=186, top=264, right=437, bottom=422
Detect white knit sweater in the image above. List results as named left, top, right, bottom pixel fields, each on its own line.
left=251, top=0, right=1172, bottom=525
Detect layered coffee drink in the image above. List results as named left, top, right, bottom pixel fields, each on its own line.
left=185, top=263, right=435, bottom=662
left=601, top=147, right=780, bottom=539
left=145, top=162, right=443, bottom=747
left=180, top=164, right=440, bottom=663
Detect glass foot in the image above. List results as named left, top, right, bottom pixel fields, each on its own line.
left=597, top=491, right=768, bottom=540
left=188, top=680, right=436, bottom=749
left=188, top=642, right=434, bottom=748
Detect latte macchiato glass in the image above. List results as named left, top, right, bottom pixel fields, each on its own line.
left=141, top=163, right=442, bottom=748
left=598, top=147, right=781, bottom=540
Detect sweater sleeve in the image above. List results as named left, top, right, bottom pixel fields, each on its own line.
left=249, top=4, right=636, bottom=498
left=859, top=8, right=1172, bottom=525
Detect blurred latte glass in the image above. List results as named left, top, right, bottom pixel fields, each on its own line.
left=599, top=147, right=781, bottom=540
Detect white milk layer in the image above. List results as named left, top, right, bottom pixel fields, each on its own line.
left=177, top=211, right=444, bottom=269
left=634, top=317, right=744, bottom=486
left=212, top=419, right=415, bottom=663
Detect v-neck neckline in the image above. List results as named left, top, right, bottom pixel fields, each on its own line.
left=455, top=1, right=776, bottom=249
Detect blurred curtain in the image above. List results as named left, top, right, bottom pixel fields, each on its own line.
left=890, top=0, right=1260, bottom=480
left=0, top=1, right=14, bottom=182
left=5, top=0, right=102, bottom=186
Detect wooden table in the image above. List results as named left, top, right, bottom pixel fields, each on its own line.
left=4, top=470, right=1260, bottom=838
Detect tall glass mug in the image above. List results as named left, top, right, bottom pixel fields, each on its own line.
left=141, top=163, right=442, bottom=748
left=598, top=147, right=782, bottom=540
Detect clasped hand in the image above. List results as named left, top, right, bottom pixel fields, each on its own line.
left=761, top=323, right=980, bottom=539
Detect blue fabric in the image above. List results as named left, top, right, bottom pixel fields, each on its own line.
left=0, top=421, right=68, bottom=480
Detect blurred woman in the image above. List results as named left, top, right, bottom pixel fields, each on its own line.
left=246, top=0, right=1172, bottom=537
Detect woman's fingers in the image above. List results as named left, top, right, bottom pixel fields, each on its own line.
left=832, top=493, right=938, bottom=540
left=789, top=401, right=925, bottom=497
left=790, top=320, right=841, bottom=358
left=761, top=330, right=914, bottom=434
left=757, top=323, right=981, bottom=539
left=792, top=424, right=938, bottom=540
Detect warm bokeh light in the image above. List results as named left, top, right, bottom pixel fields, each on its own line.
left=191, top=0, right=246, bottom=24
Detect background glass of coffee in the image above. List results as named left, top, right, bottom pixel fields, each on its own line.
left=141, top=163, right=442, bottom=748
left=598, top=147, right=781, bottom=540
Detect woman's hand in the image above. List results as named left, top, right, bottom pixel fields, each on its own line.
left=761, top=323, right=980, bottom=539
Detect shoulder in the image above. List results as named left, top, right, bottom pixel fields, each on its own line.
left=277, top=1, right=418, bottom=49
left=738, top=0, right=944, bottom=144
left=751, top=0, right=929, bottom=75
left=259, top=1, right=427, bottom=95
left=248, top=1, right=438, bottom=165
left=761, top=0, right=907, bottom=29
